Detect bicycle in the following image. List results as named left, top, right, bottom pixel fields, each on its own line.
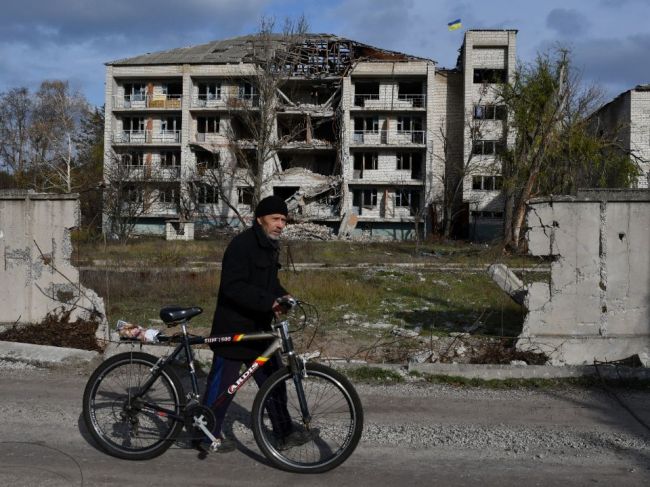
left=82, top=298, right=364, bottom=473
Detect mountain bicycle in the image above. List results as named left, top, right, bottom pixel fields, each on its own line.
left=82, top=298, right=363, bottom=473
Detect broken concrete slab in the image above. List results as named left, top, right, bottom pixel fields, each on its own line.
left=0, top=340, right=99, bottom=366
left=0, top=191, right=106, bottom=326
left=518, top=192, right=650, bottom=365
left=488, top=263, right=526, bottom=306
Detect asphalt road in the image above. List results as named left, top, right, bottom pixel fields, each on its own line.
left=0, top=363, right=649, bottom=487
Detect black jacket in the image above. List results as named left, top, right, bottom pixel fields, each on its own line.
left=209, top=221, right=287, bottom=360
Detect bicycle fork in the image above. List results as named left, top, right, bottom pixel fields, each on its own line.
left=278, top=321, right=313, bottom=426
left=292, top=370, right=312, bottom=426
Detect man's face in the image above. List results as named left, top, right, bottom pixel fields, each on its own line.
left=256, top=213, right=287, bottom=240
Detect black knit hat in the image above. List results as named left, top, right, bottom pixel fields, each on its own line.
left=254, top=195, right=288, bottom=218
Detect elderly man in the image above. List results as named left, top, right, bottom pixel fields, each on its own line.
left=201, top=195, right=306, bottom=453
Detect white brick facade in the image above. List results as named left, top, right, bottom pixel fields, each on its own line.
left=103, top=31, right=517, bottom=238
left=593, top=86, right=650, bottom=189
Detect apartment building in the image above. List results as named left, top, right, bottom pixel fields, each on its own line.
left=591, top=85, right=650, bottom=189
left=103, top=30, right=517, bottom=239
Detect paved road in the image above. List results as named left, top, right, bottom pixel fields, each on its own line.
left=0, top=363, right=649, bottom=487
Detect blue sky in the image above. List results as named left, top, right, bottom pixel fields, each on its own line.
left=1, top=0, right=649, bottom=107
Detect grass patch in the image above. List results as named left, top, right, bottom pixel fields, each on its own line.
left=411, top=372, right=650, bottom=390
left=345, top=366, right=404, bottom=384
left=80, top=266, right=526, bottom=345
left=74, top=237, right=543, bottom=268
left=81, top=269, right=218, bottom=328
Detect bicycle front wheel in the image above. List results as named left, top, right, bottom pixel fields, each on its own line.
left=252, top=363, right=363, bottom=473
left=82, top=351, right=184, bottom=460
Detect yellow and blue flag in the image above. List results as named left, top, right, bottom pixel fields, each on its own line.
left=448, top=19, right=462, bottom=31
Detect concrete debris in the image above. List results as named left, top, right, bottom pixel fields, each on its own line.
left=408, top=349, right=434, bottom=364
left=280, top=167, right=329, bottom=180
left=337, top=212, right=358, bottom=238
left=281, top=222, right=334, bottom=240
left=361, top=322, right=394, bottom=330
left=488, top=264, right=526, bottom=306
left=391, top=327, right=420, bottom=339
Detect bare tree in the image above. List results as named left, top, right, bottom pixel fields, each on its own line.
left=30, top=80, right=89, bottom=193
left=102, top=150, right=157, bottom=241
left=0, top=87, right=33, bottom=186
left=222, top=16, right=311, bottom=210
left=186, top=147, right=250, bottom=227
left=74, top=107, right=105, bottom=232
left=432, top=98, right=499, bottom=238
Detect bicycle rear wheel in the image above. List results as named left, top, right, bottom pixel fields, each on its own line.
left=82, top=351, right=184, bottom=460
left=251, top=363, right=363, bottom=473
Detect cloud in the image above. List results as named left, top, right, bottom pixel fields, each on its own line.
left=533, top=33, right=650, bottom=99
left=0, top=0, right=269, bottom=46
left=546, top=8, right=590, bottom=37
left=572, top=34, right=650, bottom=95
left=0, top=0, right=273, bottom=105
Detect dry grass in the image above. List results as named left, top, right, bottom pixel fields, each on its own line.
left=73, top=237, right=543, bottom=268
left=81, top=266, right=526, bottom=358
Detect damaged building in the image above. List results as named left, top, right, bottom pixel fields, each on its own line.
left=591, top=84, right=650, bottom=190
left=103, top=30, right=517, bottom=239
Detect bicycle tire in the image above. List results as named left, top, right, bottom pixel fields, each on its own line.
left=82, top=351, right=185, bottom=460
left=251, top=362, right=363, bottom=473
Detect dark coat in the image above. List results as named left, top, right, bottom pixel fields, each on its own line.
left=209, top=221, right=287, bottom=360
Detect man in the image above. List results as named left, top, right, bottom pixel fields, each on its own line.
left=201, top=195, right=305, bottom=453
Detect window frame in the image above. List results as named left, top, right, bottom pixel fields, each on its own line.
left=197, top=116, right=220, bottom=134
left=473, top=69, right=507, bottom=84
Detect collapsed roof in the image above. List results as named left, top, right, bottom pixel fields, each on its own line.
left=108, top=33, right=434, bottom=77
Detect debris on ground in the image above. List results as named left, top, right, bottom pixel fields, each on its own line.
left=0, top=309, right=102, bottom=352
left=281, top=222, right=334, bottom=240
left=469, top=338, right=547, bottom=365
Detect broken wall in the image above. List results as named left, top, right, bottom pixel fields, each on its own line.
left=0, top=191, right=105, bottom=325
left=518, top=193, right=650, bottom=365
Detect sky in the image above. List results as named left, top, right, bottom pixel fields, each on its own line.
left=1, top=0, right=650, bottom=107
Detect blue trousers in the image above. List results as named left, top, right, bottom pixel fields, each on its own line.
left=202, top=351, right=292, bottom=438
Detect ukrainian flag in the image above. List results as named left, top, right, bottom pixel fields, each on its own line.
left=448, top=19, right=462, bottom=31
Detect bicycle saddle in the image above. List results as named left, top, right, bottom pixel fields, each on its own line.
left=159, top=306, right=203, bottom=323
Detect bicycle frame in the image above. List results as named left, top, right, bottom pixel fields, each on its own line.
left=126, top=318, right=309, bottom=427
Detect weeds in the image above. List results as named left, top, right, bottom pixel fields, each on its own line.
left=345, top=366, right=404, bottom=384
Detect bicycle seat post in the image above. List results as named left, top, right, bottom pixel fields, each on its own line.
left=178, top=319, right=200, bottom=396
left=180, top=320, right=189, bottom=337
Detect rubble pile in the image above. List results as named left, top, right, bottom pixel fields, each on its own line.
left=281, top=222, right=334, bottom=241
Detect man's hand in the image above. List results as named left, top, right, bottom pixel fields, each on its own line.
left=272, top=295, right=294, bottom=318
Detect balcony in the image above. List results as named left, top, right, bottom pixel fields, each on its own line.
left=351, top=130, right=425, bottom=146
left=113, top=130, right=181, bottom=145
left=158, top=166, right=181, bottom=179
left=190, top=94, right=259, bottom=109
left=114, top=94, right=182, bottom=110
left=148, top=202, right=178, bottom=217
left=352, top=94, right=426, bottom=110
left=118, top=165, right=181, bottom=180
left=227, top=93, right=259, bottom=109
left=191, top=94, right=225, bottom=108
